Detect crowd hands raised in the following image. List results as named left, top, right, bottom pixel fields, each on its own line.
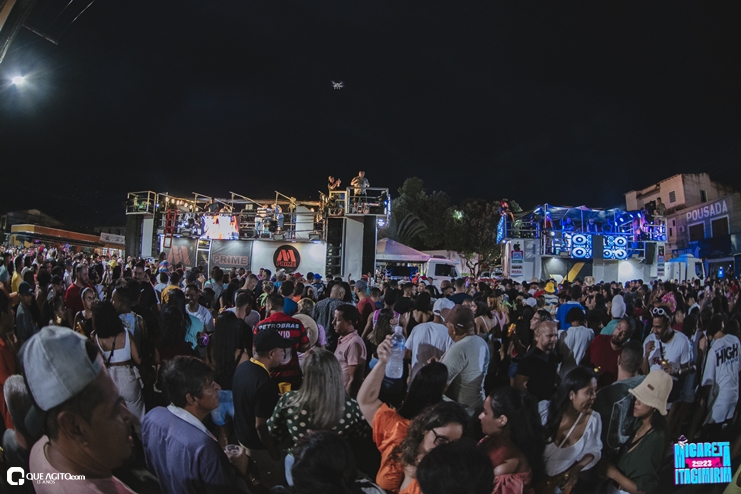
left=0, top=245, right=740, bottom=494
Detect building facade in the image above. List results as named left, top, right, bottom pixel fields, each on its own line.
left=625, top=174, right=741, bottom=278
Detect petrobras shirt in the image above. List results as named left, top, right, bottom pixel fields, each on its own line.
left=643, top=330, right=691, bottom=375
left=701, top=333, right=740, bottom=424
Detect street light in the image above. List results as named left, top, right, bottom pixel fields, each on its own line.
left=11, top=76, right=25, bottom=85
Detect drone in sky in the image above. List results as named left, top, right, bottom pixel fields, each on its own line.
left=332, top=81, right=344, bottom=90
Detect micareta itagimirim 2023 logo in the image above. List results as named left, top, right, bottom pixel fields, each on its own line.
left=673, top=436, right=733, bottom=485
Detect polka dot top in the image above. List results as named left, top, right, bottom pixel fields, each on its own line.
left=267, top=391, right=371, bottom=452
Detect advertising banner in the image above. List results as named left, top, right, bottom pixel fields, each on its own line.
left=209, top=240, right=253, bottom=273
left=163, top=237, right=197, bottom=268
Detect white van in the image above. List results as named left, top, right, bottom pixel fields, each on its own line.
left=665, top=254, right=705, bottom=282
left=423, top=256, right=460, bottom=290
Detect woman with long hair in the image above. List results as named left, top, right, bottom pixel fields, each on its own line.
left=388, top=401, right=469, bottom=494
left=206, top=311, right=251, bottom=447
left=599, top=370, right=671, bottom=494
left=164, top=288, right=201, bottom=351
left=92, top=301, right=145, bottom=425
left=268, top=348, right=370, bottom=486
left=478, top=387, right=546, bottom=494
left=474, top=299, right=499, bottom=338
left=366, top=308, right=397, bottom=364
left=400, top=292, right=432, bottom=337
left=155, top=306, right=194, bottom=368
left=539, top=366, right=602, bottom=493
left=358, top=335, right=460, bottom=493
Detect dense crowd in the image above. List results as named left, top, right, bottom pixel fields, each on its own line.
left=0, top=245, right=740, bottom=494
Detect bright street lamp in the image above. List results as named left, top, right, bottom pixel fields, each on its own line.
left=11, top=76, right=25, bottom=85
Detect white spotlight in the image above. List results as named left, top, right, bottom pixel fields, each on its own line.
left=11, top=76, right=25, bottom=86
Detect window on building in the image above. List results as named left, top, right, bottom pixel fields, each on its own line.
left=700, top=190, right=707, bottom=202
left=669, top=191, right=676, bottom=203
left=672, top=219, right=675, bottom=226
left=689, top=223, right=705, bottom=242
left=711, top=217, right=729, bottom=238
left=669, top=227, right=673, bottom=237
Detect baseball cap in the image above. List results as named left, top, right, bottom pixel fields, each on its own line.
left=433, top=297, right=455, bottom=315
left=355, top=280, right=368, bottom=291
left=314, top=274, right=322, bottom=280
left=18, top=282, right=33, bottom=296
left=445, top=305, right=475, bottom=332
left=293, top=273, right=303, bottom=279
left=523, top=297, right=537, bottom=308
left=20, top=326, right=104, bottom=437
left=51, top=274, right=63, bottom=285
left=254, top=329, right=294, bottom=353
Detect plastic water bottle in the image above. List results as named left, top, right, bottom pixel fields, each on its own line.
left=386, top=326, right=405, bottom=379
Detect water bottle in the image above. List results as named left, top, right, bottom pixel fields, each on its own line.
left=386, top=325, right=405, bottom=379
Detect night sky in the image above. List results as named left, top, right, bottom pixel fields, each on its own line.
left=2, top=0, right=740, bottom=228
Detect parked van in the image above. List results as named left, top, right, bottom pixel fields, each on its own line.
left=422, top=256, right=460, bottom=290
left=665, top=254, right=705, bottom=282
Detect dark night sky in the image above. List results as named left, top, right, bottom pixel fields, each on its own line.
left=2, top=0, right=741, bottom=228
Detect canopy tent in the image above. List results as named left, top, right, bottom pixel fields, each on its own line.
left=376, top=238, right=431, bottom=263
left=527, top=204, right=625, bottom=223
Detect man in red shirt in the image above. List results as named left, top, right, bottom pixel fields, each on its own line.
left=253, top=293, right=310, bottom=390
left=63, top=264, right=91, bottom=327
left=581, top=316, right=632, bottom=388
left=354, top=280, right=375, bottom=331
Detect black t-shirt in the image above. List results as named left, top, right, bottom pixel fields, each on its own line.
left=233, top=360, right=280, bottom=449
left=395, top=296, right=413, bottom=314
left=447, top=292, right=473, bottom=305
left=139, top=282, right=159, bottom=310
left=517, top=347, right=558, bottom=401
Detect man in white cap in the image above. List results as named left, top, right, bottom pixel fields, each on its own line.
left=404, top=297, right=455, bottom=385
left=21, top=326, right=137, bottom=493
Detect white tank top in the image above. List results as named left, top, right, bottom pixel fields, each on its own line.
left=96, top=331, right=132, bottom=364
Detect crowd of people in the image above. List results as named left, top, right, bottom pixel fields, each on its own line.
left=0, top=244, right=740, bottom=494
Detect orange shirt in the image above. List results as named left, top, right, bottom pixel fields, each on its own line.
left=372, top=403, right=411, bottom=492
left=400, top=480, right=422, bottom=494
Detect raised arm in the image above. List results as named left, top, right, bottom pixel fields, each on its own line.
left=357, top=335, right=392, bottom=426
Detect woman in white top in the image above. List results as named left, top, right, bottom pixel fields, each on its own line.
left=92, top=301, right=145, bottom=426
left=539, top=366, right=602, bottom=493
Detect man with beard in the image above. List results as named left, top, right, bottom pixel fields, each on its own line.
left=582, top=316, right=633, bottom=389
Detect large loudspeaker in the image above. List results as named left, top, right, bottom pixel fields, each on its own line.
left=644, top=242, right=656, bottom=265
left=362, top=216, right=378, bottom=276
left=593, top=235, right=604, bottom=260
left=125, top=215, right=144, bottom=259
left=325, top=218, right=344, bottom=277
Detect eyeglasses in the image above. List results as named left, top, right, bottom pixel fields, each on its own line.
left=652, top=307, right=670, bottom=318
left=430, top=428, right=451, bottom=446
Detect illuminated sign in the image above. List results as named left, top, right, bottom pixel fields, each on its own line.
left=674, top=439, right=732, bottom=485
left=686, top=200, right=728, bottom=222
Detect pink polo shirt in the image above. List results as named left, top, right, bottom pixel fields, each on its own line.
left=334, top=330, right=366, bottom=388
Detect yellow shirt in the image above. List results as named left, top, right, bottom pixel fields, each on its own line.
left=160, top=284, right=179, bottom=304
left=10, top=272, right=21, bottom=293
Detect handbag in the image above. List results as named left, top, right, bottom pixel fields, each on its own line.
left=535, top=413, right=583, bottom=494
